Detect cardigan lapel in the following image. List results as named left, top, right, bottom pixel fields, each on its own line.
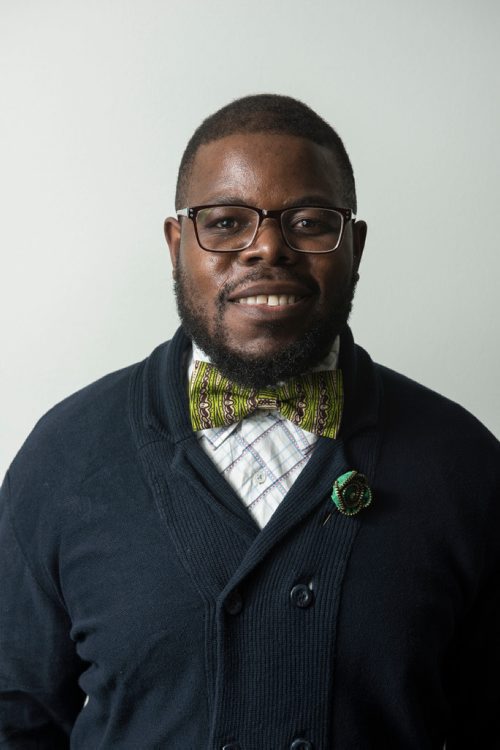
left=130, top=326, right=382, bottom=595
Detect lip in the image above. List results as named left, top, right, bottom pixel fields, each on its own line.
left=227, top=292, right=314, bottom=320
left=227, top=281, right=313, bottom=302
left=232, top=297, right=310, bottom=315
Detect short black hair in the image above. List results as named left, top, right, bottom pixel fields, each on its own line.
left=175, top=94, right=357, bottom=212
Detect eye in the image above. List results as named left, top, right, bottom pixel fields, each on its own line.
left=295, top=217, right=320, bottom=230
left=214, top=216, right=238, bottom=230
left=289, top=215, right=329, bottom=234
left=208, top=216, right=242, bottom=236
left=198, top=207, right=253, bottom=235
left=286, top=209, right=341, bottom=237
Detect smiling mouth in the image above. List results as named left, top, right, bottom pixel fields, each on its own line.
left=234, top=294, right=303, bottom=306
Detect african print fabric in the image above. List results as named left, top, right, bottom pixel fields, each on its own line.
left=189, top=361, right=343, bottom=439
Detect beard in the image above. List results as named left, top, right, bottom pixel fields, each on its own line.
left=174, top=263, right=358, bottom=389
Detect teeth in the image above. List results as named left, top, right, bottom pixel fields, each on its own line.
left=237, top=294, right=298, bottom=306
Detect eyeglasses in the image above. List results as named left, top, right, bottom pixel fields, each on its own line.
left=177, top=204, right=356, bottom=254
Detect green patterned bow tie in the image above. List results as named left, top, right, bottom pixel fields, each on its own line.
left=189, top=360, right=343, bottom=439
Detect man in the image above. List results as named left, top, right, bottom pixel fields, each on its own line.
left=0, top=95, right=498, bottom=749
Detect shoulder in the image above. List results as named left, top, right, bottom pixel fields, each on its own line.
left=5, top=342, right=171, bottom=495
left=376, top=362, right=496, bottom=439
left=351, top=340, right=497, bottom=447
left=372, top=360, right=499, bottom=487
left=1, top=343, right=171, bottom=572
left=16, top=362, right=137, bottom=464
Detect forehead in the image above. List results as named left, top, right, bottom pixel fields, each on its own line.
left=186, top=132, right=343, bottom=208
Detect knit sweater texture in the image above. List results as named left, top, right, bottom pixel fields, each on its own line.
left=0, top=326, right=499, bottom=749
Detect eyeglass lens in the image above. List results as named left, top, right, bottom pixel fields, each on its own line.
left=195, top=206, right=344, bottom=253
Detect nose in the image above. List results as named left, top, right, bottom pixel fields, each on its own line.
left=237, top=216, right=297, bottom=266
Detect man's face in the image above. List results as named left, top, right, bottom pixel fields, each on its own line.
left=165, top=132, right=366, bottom=387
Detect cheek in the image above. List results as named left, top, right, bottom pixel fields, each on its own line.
left=313, top=254, right=354, bottom=296
left=179, top=243, right=232, bottom=305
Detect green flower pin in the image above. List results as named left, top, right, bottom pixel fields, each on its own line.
left=331, top=470, right=372, bottom=516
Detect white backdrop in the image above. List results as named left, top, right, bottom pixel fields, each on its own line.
left=1, top=0, right=499, bottom=476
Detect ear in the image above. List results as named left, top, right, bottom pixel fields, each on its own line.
left=164, top=216, right=181, bottom=271
left=352, top=220, right=367, bottom=272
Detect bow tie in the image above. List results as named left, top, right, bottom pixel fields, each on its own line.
left=189, top=360, right=343, bottom=439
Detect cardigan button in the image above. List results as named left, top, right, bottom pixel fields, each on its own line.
left=290, top=739, right=313, bottom=749
left=224, top=589, right=243, bottom=616
left=290, top=583, right=314, bottom=609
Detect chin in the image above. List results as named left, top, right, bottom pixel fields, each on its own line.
left=177, top=304, right=350, bottom=389
left=174, top=268, right=358, bottom=389
left=227, top=331, right=306, bottom=360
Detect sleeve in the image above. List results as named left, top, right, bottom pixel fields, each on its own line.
left=445, top=444, right=500, bottom=747
left=0, top=472, right=85, bottom=748
left=445, top=576, right=500, bottom=748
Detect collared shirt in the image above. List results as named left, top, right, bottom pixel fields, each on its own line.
left=188, top=339, right=340, bottom=528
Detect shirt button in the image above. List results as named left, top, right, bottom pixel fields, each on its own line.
left=222, top=744, right=241, bottom=750
left=224, top=589, right=243, bottom=616
left=290, top=740, right=313, bottom=750
left=290, top=583, right=315, bottom=609
left=254, top=469, right=266, bottom=485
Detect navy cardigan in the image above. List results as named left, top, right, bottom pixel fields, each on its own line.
left=1, top=327, right=499, bottom=749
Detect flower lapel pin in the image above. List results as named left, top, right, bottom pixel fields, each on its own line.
left=331, top=470, right=372, bottom=516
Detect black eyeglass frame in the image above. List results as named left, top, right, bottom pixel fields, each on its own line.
left=176, top=204, right=356, bottom=254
